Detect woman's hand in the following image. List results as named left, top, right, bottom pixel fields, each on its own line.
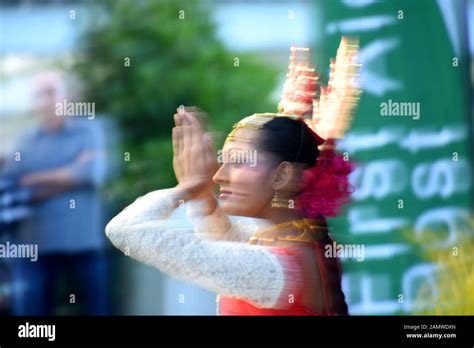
left=172, top=106, right=219, bottom=210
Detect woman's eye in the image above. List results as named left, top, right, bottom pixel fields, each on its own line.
left=229, top=158, right=241, bottom=167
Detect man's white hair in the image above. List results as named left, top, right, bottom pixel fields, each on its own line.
left=32, top=71, right=70, bottom=100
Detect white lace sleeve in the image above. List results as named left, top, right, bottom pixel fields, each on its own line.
left=186, top=200, right=270, bottom=242
left=106, top=190, right=301, bottom=309
left=107, top=188, right=184, bottom=226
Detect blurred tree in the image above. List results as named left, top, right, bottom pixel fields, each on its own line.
left=74, top=0, right=278, bottom=202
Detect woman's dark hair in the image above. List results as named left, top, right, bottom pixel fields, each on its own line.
left=257, top=116, right=355, bottom=218
left=258, top=117, right=322, bottom=167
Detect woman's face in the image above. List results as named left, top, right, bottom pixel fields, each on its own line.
left=212, top=128, right=277, bottom=218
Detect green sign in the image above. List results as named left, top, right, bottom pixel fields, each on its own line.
left=315, top=0, right=472, bottom=314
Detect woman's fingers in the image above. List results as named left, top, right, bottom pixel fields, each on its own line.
left=181, top=129, right=191, bottom=178
left=203, top=133, right=218, bottom=175
left=173, top=111, right=184, bottom=182
left=188, top=111, right=203, bottom=133
left=188, top=113, right=203, bottom=151
left=181, top=113, right=192, bottom=147
left=172, top=127, right=182, bottom=182
left=172, top=127, right=181, bottom=155
left=187, top=113, right=206, bottom=175
left=174, top=113, right=182, bottom=127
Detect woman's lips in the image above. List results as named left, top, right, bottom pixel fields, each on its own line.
left=219, top=189, right=245, bottom=199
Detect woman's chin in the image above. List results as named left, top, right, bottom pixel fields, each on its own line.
left=220, top=201, right=250, bottom=217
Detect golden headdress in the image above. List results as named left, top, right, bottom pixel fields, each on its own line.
left=226, top=36, right=362, bottom=147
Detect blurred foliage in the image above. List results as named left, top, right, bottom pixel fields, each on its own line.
left=73, top=0, right=278, bottom=203
left=411, top=219, right=474, bottom=315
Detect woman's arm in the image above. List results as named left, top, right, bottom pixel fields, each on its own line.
left=106, top=187, right=187, bottom=227
left=186, top=198, right=270, bottom=242
left=105, top=190, right=302, bottom=309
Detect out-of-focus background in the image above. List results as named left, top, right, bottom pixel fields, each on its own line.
left=0, top=0, right=473, bottom=315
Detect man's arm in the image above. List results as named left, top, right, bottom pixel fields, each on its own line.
left=21, top=149, right=103, bottom=201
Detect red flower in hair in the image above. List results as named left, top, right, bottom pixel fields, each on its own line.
left=297, top=144, right=355, bottom=218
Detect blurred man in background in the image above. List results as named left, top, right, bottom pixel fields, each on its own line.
left=0, top=71, right=109, bottom=315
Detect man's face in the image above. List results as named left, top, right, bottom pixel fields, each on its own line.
left=31, top=76, right=65, bottom=129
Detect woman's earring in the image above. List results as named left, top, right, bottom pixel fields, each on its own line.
left=271, top=191, right=297, bottom=209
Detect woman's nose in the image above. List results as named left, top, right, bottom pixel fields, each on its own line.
left=212, top=164, right=229, bottom=185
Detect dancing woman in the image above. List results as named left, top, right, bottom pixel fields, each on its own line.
left=106, top=38, right=361, bottom=315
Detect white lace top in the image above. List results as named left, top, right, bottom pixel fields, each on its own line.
left=105, top=188, right=303, bottom=309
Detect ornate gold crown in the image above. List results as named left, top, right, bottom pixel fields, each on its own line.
left=226, top=37, right=362, bottom=145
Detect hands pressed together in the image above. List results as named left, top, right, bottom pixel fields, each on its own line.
left=172, top=106, right=219, bottom=213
